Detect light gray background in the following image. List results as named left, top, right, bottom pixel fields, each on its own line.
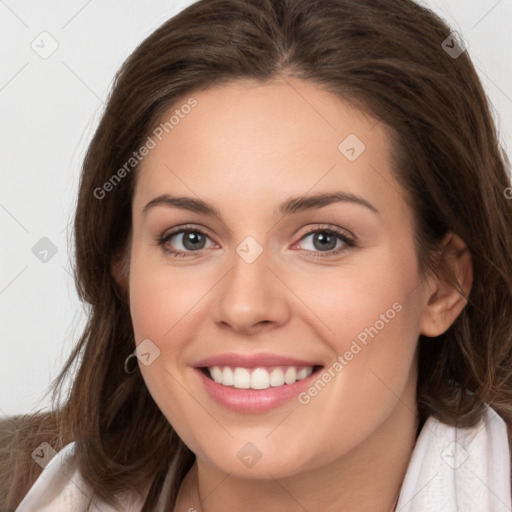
left=1, top=0, right=511, bottom=417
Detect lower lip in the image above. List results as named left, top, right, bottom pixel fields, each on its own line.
left=194, top=367, right=322, bottom=413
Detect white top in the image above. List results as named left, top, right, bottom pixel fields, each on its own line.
left=395, top=405, right=511, bottom=511
left=16, top=406, right=511, bottom=511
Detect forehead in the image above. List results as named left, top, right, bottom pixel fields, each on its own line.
left=133, top=77, right=406, bottom=222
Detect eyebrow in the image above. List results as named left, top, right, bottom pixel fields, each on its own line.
left=142, top=191, right=379, bottom=219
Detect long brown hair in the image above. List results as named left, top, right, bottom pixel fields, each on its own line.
left=5, top=0, right=512, bottom=510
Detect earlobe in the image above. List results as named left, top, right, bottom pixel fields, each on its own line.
left=419, top=232, right=473, bottom=338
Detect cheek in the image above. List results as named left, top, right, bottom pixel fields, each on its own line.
left=127, top=251, right=204, bottom=443
left=296, top=239, right=422, bottom=416
left=297, top=242, right=420, bottom=353
left=128, top=247, right=207, bottom=342
left=127, top=248, right=215, bottom=427
left=292, top=292, right=420, bottom=470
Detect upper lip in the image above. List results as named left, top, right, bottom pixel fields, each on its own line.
left=194, top=352, right=323, bottom=369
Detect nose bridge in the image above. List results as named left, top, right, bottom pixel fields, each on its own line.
left=213, top=233, right=289, bottom=332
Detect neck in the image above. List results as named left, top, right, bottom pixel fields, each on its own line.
left=176, top=400, right=419, bottom=512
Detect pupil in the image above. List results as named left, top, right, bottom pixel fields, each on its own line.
left=184, top=232, right=204, bottom=250
left=315, top=233, right=335, bottom=251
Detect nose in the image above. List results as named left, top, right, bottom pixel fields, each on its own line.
left=213, top=243, right=291, bottom=335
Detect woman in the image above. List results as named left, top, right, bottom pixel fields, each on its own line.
left=7, top=0, right=512, bottom=510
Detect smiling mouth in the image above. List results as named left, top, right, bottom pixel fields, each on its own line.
left=200, top=365, right=324, bottom=390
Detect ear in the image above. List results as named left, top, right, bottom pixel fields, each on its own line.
left=419, top=232, right=473, bottom=337
left=111, top=249, right=130, bottom=304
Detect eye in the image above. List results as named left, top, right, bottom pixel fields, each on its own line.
left=156, top=225, right=216, bottom=257
left=155, top=223, right=356, bottom=259
left=293, top=224, right=356, bottom=259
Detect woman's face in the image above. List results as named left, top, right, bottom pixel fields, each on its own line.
left=127, top=77, right=433, bottom=478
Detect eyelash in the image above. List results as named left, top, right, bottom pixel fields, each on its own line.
left=156, top=224, right=356, bottom=260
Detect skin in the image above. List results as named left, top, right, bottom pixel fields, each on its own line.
left=113, top=76, right=473, bottom=511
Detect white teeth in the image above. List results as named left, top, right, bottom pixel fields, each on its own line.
left=296, top=367, right=309, bottom=380
left=207, top=365, right=315, bottom=389
left=211, top=366, right=223, bottom=383
left=284, top=367, right=297, bottom=384
left=222, top=367, right=234, bottom=386
left=250, top=368, right=270, bottom=389
left=233, top=368, right=251, bottom=389
left=269, top=368, right=285, bottom=387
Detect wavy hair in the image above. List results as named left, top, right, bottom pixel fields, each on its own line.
left=5, top=0, right=512, bottom=510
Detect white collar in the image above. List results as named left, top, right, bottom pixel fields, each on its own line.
left=395, top=405, right=511, bottom=511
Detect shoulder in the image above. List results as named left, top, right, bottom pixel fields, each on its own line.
left=397, top=405, right=512, bottom=511
left=15, top=441, right=88, bottom=511
left=15, top=442, right=143, bottom=512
